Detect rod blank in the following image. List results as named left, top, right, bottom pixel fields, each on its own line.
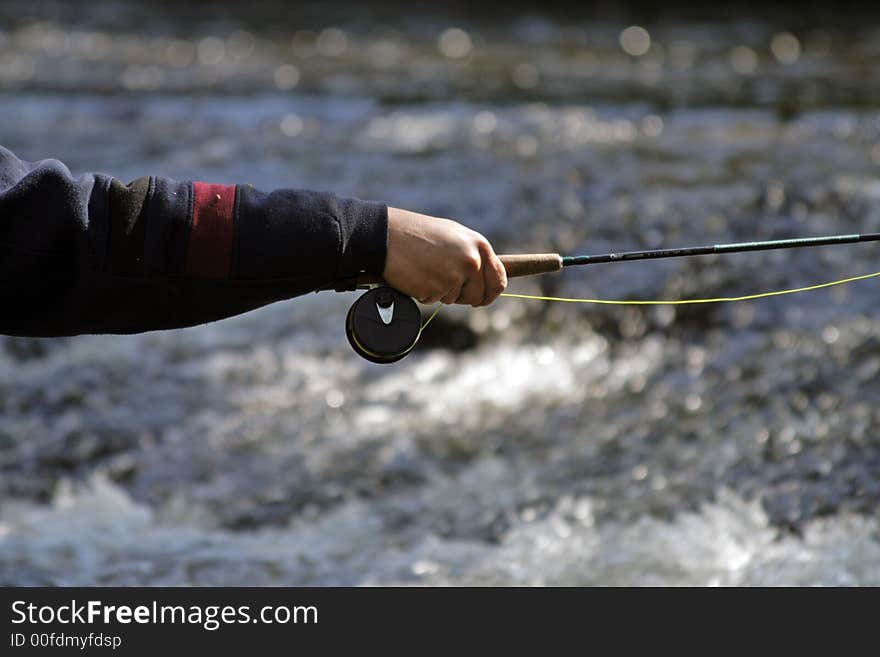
left=562, top=232, right=880, bottom=267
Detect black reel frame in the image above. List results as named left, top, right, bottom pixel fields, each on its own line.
left=345, top=286, right=423, bottom=364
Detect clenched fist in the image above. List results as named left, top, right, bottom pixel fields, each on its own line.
left=382, top=207, right=507, bottom=306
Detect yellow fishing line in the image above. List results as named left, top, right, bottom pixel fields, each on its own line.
left=421, top=305, right=442, bottom=328
left=498, top=271, right=880, bottom=305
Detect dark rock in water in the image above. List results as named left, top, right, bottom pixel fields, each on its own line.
left=3, top=337, right=63, bottom=361
left=414, top=313, right=480, bottom=352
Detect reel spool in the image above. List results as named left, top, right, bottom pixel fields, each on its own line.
left=345, top=286, right=423, bottom=364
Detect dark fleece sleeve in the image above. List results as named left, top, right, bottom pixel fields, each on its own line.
left=0, top=146, right=387, bottom=337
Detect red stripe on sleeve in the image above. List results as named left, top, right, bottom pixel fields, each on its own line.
left=186, top=182, right=236, bottom=279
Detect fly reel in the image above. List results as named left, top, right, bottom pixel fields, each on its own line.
left=345, top=286, right=423, bottom=364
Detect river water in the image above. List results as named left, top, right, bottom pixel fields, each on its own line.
left=1, top=1, right=879, bottom=585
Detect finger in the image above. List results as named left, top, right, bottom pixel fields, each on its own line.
left=476, top=241, right=508, bottom=306
left=441, top=280, right=464, bottom=305
left=458, top=268, right=486, bottom=306
left=418, top=285, right=447, bottom=304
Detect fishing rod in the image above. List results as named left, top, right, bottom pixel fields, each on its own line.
left=338, top=231, right=880, bottom=364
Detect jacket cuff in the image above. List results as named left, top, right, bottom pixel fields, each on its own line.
left=335, top=197, right=388, bottom=278
left=232, top=185, right=387, bottom=282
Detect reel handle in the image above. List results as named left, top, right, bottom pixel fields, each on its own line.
left=355, top=253, right=563, bottom=286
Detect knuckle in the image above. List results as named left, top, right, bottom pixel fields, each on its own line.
left=471, top=231, right=488, bottom=246
left=462, top=250, right=481, bottom=273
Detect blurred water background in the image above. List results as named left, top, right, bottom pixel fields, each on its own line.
left=1, top=0, right=880, bottom=585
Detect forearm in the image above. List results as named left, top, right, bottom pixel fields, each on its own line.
left=0, top=146, right=387, bottom=336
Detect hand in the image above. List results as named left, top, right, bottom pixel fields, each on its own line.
left=382, top=207, right=507, bottom=306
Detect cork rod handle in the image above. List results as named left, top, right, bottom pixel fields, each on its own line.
left=499, top=253, right=563, bottom=278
